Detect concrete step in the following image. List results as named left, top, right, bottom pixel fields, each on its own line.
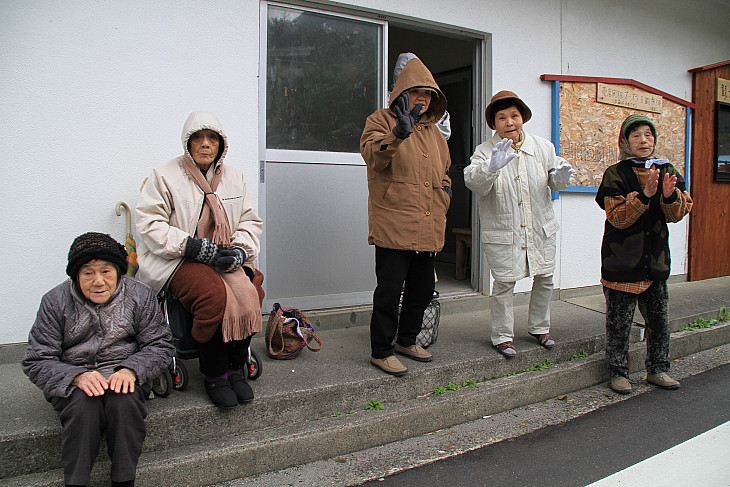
left=2, top=321, right=728, bottom=486
left=235, top=342, right=730, bottom=487
left=1, top=275, right=728, bottom=486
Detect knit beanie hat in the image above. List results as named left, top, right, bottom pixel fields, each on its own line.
left=66, top=232, right=128, bottom=278
left=620, top=114, right=657, bottom=139
left=618, top=114, right=658, bottom=160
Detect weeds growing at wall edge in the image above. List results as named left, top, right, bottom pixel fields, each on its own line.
left=683, top=305, right=729, bottom=331
left=569, top=350, right=589, bottom=361
left=432, top=359, right=555, bottom=396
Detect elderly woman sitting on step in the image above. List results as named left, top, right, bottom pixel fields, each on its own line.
left=136, top=111, right=264, bottom=409
left=22, top=232, right=174, bottom=487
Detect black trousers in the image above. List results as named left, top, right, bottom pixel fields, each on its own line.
left=370, top=246, right=435, bottom=359
left=51, top=387, right=147, bottom=486
left=197, top=326, right=252, bottom=378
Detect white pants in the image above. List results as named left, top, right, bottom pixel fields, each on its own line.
left=491, top=274, right=553, bottom=345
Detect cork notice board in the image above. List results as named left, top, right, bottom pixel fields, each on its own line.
left=556, top=81, right=688, bottom=189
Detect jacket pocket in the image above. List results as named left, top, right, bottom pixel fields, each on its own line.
left=540, top=219, right=559, bottom=266
left=482, top=230, right=513, bottom=245
left=481, top=229, right=514, bottom=273
left=542, top=219, right=559, bottom=238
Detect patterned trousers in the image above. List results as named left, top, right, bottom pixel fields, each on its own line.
left=603, top=280, right=671, bottom=379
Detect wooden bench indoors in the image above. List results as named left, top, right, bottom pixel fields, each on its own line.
left=453, top=227, right=472, bottom=280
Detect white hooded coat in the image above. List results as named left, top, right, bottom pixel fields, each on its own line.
left=135, top=112, right=262, bottom=294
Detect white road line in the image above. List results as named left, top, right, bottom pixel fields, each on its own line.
left=586, top=420, right=730, bottom=486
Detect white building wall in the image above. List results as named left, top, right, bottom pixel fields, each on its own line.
left=1, top=0, right=261, bottom=344
left=1, top=0, right=727, bottom=344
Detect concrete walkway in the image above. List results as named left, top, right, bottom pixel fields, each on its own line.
left=0, top=276, right=728, bottom=486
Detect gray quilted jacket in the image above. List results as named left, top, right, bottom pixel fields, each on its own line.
left=22, top=275, right=174, bottom=400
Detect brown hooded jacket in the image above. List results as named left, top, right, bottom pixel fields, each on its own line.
left=360, top=57, right=451, bottom=252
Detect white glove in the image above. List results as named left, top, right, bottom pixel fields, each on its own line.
left=436, top=111, right=451, bottom=140
left=488, top=138, right=517, bottom=173
left=552, top=162, right=576, bottom=184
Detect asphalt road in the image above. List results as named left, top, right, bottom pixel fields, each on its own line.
left=359, top=363, right=730, bottom=487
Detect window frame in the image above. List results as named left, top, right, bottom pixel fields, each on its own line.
left=260, top=2, right=387, bottom=166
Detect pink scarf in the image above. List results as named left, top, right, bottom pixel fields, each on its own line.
left=182, top=155, right=262, bottom=342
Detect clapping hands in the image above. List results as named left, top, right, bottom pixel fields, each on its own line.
left=643, top=168, right=677, bottom=199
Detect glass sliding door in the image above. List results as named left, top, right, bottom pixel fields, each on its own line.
left=261, top=3, right=384, bottom=310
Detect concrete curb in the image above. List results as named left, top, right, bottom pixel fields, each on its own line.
left=234, top=343, right=730, bottom=487
left=4, top=322, right=727, bottom=487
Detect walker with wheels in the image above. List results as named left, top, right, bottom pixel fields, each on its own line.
left=150, top=290, right=262, bottom=397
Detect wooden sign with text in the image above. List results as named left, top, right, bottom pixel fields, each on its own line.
left=596, top=83, right=663, bottom=113
left=718, top=78, right=730, bottom=103
left=557, top=82, right=686, bottom=187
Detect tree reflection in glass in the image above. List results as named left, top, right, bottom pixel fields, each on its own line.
left=266, top=6, right=380, bottom=153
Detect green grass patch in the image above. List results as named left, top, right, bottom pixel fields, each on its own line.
left=569, top=350, right=589, bottom=361
left=683, top=306, right=729, bottom=331
left=505, top=358, right=553, bottom=376
left=365, top=399, right=384, bottom=410
left=431, top=359, right=554, bottom=396
left=720, top=305, right=730, bottom=321
left=461, top=379, right=478, bottom=388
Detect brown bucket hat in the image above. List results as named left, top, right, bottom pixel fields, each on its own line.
left=485, top=90, right=532, bottom=129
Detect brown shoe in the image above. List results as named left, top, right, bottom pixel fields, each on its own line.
left=610, top=377, right=632, bottom=394
left=395, top=343, right=433, bottom=362
left=647, top=372, right=680, bottom=390
left=370, top=355, right=407, bottom=376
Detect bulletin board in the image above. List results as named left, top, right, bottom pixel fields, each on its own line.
left=541, top=75, right=695, bottom=191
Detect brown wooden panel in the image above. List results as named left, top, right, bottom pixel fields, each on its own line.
left=688, top=65, right=730, bottom=280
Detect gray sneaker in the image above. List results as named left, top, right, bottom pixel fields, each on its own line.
left=647, top=372, right=680, bottom=390
left=370, top=355, right=408, bottom=376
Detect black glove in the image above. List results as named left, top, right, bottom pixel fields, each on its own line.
left=184, top=237, right=223, bottom=265
left=392, top=91, right=423, bottom=139
left=214, top=248, right=246, bottom=273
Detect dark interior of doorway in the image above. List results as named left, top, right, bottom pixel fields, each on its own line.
left=388, top=26, right=475, bottom=295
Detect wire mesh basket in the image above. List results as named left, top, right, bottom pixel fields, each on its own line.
left=415, top=298, right=440, bottom=348
left=397, top=292, right=441, bottom=348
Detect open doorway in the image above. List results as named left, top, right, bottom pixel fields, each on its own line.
left=388, top=26, right=478, bottom=296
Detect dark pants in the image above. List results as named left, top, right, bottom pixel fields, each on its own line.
left=603, top=280, right=671, bottom=379
left=169, top=261, right=251, bottom=378
left=51, top=388, right=147, bottom=486
left=197, top=326, right=252, bottom=377
left=370, top=246, right=435, bottom=359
